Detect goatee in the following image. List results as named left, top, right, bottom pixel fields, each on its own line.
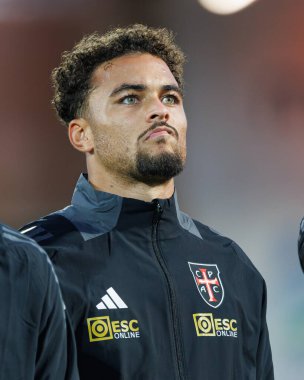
left=131, top=150, right=184, bottom=186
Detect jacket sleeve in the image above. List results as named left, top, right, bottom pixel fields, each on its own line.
left=34, top=254, right=79, bottom=380
left=256, top=280, right=274, bottom=380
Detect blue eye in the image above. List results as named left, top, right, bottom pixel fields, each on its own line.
left=121, top=95, right=138, bottom=105
left=162, top=95, right=178, bottom=105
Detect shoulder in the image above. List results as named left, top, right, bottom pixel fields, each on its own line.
left=20, top=205, right=114, bottom=253
left=19, top=211, right=81, bottom=249
left=0, top=223, right=60, bottom=308
left=1, top=223, right=48, bottom=269
left=1, top=223, right=44, bottom=252
left=192, top=217, right=264, bottom=282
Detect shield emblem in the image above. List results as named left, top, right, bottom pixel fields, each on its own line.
left=188, top=262, right=224, bottom=308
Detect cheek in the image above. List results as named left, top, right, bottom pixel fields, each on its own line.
left=177, top=114, right=188, bottom=139
left=178, top=120, right=188, bottom=154
left=173, top=107, right=187, bottom=128
left=109, top=124, right=138, bottom=154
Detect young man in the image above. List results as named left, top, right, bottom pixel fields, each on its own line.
left=21, top=24, right=274, bottom=379
left=0, top=223, right=79, bottom=379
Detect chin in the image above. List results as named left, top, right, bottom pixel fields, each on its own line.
left=133, top=149, right=185, bottom=185
left=149, top=142, right=178, bottom=155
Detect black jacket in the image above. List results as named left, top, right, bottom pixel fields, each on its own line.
left=0, top=223, right=79, bottom=380
left=21, top=174, right=274, bottom=380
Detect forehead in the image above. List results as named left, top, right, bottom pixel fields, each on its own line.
left=91, top=53, right=178, bottom=91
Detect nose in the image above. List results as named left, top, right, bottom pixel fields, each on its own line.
left=145, top=99, right=169, bottom=123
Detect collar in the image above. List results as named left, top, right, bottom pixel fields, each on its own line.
left=61, top=173, right=202, bottom=241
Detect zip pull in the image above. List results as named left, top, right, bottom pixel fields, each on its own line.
left=152, top=199, right=163, bottom=224
left=153, top=199, right=163, bottom=214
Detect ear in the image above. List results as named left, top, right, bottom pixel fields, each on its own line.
left=68, top=118, right=94, bottom=153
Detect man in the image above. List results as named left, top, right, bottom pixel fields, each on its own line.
left=298, top=219, right=304, bottom=271
left=0, top=223, right=79, bottom=379
left=21, top=24, right=274, bottom=379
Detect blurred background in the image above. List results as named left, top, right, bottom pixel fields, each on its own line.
left=0, top=0, right=303, bottom=377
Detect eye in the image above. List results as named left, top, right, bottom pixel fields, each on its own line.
left=162, top=94, right=179, bottom=105
left=120, top=95, right=139, bottom=105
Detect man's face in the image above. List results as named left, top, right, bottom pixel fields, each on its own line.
left=86, top=53, right=187, bottom=185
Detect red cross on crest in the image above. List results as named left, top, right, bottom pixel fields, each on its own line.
left=188, top=262, right=224, bottom=308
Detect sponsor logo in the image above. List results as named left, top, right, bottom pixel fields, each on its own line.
left=96, top=287, right=128, bottom=310
left=188, top=262, right=224, bottom=308
left=87, top=316, right=140, bottom=342
left=193, top=313, right=237, bottom=338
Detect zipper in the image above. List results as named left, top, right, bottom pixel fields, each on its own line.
left=152, top=199, right=186, bottom=380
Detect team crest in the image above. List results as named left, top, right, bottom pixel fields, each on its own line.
left=188, top=262, right=224, bottom=308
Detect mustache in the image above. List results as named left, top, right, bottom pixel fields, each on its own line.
left=138, top=121, right=178, bottom=141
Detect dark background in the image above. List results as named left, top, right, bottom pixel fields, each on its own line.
left=1, top=1, right=303, bottom=376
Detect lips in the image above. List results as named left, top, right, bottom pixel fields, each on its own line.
left=144, top=127, right=174, bottom=141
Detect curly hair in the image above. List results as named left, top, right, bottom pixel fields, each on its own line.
left=51, top=24, right=186, bottom=125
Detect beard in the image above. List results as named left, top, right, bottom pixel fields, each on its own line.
left=130, top=147, right=185, bottom=186
left=92, top=124, right=186, bottom=186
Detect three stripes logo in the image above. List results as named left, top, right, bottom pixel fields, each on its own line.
left=96, top=287, right=128, bottom=310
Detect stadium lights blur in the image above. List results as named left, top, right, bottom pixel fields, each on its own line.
left=198, top=0, right=257, bottom=15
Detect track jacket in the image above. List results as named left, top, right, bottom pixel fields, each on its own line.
left=0, top=223, right=79, bottom=380
left=21, top=174, right=274, bottom=380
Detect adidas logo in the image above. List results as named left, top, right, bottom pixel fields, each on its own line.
left=96, top=287, right=128, bottom=310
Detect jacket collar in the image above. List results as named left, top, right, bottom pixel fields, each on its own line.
left=64, top=173, right=201, bottom=241
left=71, top=173, right=123, bottom=214
left=71, top=173, right=176, bottom=215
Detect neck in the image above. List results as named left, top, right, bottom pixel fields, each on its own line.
left=87, top=164, right=175, bottom=202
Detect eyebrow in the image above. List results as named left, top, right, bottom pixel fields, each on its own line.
left=110, top=84, right=146, bottom=97
left=162, top=84, right=183, bottom=97
left=110, top=83, right=183, bottom=97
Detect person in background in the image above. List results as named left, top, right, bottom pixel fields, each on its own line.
left=21, top=24, right=274, bottom=379
left=298, top=219, right=304, bottom=271
left=0, top=223, right=79, bottom=379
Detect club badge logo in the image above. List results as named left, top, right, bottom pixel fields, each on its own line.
left=188, top=262, right=224, bottom=308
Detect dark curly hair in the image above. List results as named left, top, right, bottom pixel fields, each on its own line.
left=52, top=24, right=186, bottom=125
